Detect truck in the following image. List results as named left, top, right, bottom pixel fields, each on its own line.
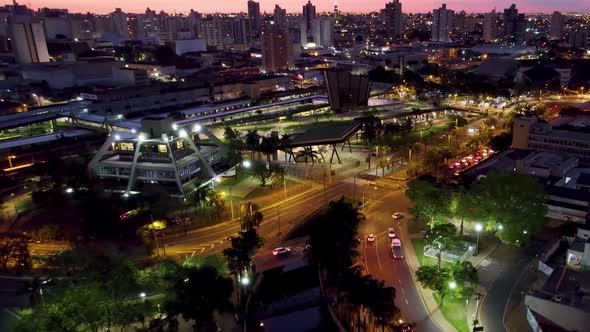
left=391, top=238, right=404, bottom=259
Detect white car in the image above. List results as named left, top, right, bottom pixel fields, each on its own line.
left=272, top=247, right=291, bottom=256
left=367, top=234, right=376, bottom=242
left=392, top=212, right=405, bottom=220
left=388, top=228, right=397, bottom=238
left=391, top=238, right=403, bottom=259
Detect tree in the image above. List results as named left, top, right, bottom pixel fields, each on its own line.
left=0, top=233, right=30, bottom=272
left=245, top=130, right=260, bottom=159
left=251, top=160, right=272, bottom=186
left=182, top=255, right=229, bottom=275
left=466, top=172, right=547, bottom=244
left=416, top=265, right=451, bottom=305
left=450, top=261, right=478, bottom=288
left=260, top=133, right=279, bottom=162
left=223, top=126, right=238, bottom=141
left=406, top=179, right=448, bottom=227
left=306, top=198, right=364, bottom=276
left=19, top=248, right=156, bottom=332
left=208, top=191, right=226, bottom=221
left=166, top=266, right=233, bottom=331
left=222, top=230, right=263, bottom=278
left=425, top=222, right=457, bottom=268
left=367, top=278, right=398, bottom=332
left=270, top=163, right=286, bottom=189
left=239, top=202, right=263, bottom=231
left=36, top=224, right=62, bottom=241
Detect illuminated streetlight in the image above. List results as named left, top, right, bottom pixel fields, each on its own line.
left=449, top=281, right=457, bottom=290
left=242, top=160, right=252, bottom=168
left=498, top=224, right=503, bottom=231
left=241, top=276, right=250, bottom=286
left=475, top=223, right=483, bottom=255
left=7, top=155, right=16, bottom=168
left=179, top=129, right=188, bottom=138
left=139, top=292, right=146, bottom=298
left=192, top=123, right=202, bottom=132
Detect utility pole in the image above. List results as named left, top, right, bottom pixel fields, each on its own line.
left=229, top=186, right=234, bottom=220
left=283, top=175, right=287, bottom=200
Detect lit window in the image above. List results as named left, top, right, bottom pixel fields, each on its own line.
left=119, top=142, right=134, bottom=151
left=158, top=145, right=168, bottom=153
left=176, top=140, right=184, bottom=149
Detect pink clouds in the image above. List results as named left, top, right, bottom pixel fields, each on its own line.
left=27, top=0, right=590, bottom=14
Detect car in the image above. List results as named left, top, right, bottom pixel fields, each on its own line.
left=272, top=247, right=291, bottom=256
left=388, top=228, right=397, bottom=238
left=391, top=238, right=403, bottom=259
left=392, top=212, right=405, bottom=220
left=367, top=234, right=375, bottom=242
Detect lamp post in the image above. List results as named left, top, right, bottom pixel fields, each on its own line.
left=7, top=155, right=16, bottom=168
left=475, top=223, right=483, bottom=255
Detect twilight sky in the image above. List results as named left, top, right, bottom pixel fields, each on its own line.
left=23, top=0, right=590, bottom=14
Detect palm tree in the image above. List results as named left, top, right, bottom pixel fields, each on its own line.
left=244, top=130, right=260, bottom=159
left=366, top=278, right=398, bottom=332
left=451, top=260, right=479, bottom=288
left=296, top=147, right=320, bottom=178
left=279, top=134, right=292, bottom=162
left=239, top=202, right=263, bottom=232
left=260, top=134, right=279, bottom=162
left=208, top=191, right=226, bottom=221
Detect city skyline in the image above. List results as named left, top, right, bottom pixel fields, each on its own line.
left=24, top=0, right=590, bottom=15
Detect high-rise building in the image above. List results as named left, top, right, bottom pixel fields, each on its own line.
left=302, top=0, right=316, bottom=43
left=549, top=11, right=564, bottom=40
left=483, top=10, right=496, bottom=42
left=247, top=0, right=261, bottom=39
left=568, top=30, right=588, bottom=48
left=311, top=17, right=334, bottom=48
left=8, top=16, right=49, bottom=64
left=111, top=8, right=129, bottom=39
left=432, top=4, right=454, bottom=42
left=503, top=4, right=525, bottom=45
left=384, top=0, right=403, bottom=40
left=274, top=5, right=287, bottom=27
left=198, top=17, right=224, bottom=49
left=262, top=25, right=293, bottom=72
left=230, top=17, right=250, bottom=45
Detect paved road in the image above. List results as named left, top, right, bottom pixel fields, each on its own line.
left=359, top=188, right=441, bottom=332
left=164, top=179, right=357, bottom=259
left=477, top=241, right=543, bottom=332
left=164, top=173, right=440, bottom=331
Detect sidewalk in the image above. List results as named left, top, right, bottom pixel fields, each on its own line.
left=401, top=224, right=458, bottom=332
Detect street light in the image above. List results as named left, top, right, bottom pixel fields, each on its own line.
left=241, top=275, right=250, bottom=286
left=449, top=281, right=457, bottom=290
left=498, top=224, right=503, bottom=231
left=242, top=160, right=252, bottom=168
left=475, top=223, right=483, bottom=255
left=523, top=230, right=527, bottom=234
left=7, top=155, right=16, bottom=168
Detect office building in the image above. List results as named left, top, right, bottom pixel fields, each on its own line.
left=384, top=0, right=403, bottom=40
left=274, top=5, right=287, bottom=27
left=512, top=117, right=590, bottom=163
left=247, top=0, right=261, bottom=39
left=89, top=116, right=222, bottom=196
left=432, top=4, right=454, bottom=42
left=323, top=68, right=371, bottom=113
left=483, top=10, right=496, bottom=42
left=549, top=11, right=564, bottom=40
left=262, top=25, right=293, bottom=72
left=8, top=16, right=50, bottom=64
left=302, top=0, right=316, bottom=43
left=503, top=4, right=526, bottom=45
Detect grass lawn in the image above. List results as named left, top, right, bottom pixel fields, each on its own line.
left=407, top=216, right=427, bottom=234
left=410, top=237, right=451, bottom=268
left=243, top=178, right=300, bottom=200
left=406, top=124, right=448, bottom=141
left=411, top=237, right=469, bottom=332
left=433, top=290, right=472, bottom=332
